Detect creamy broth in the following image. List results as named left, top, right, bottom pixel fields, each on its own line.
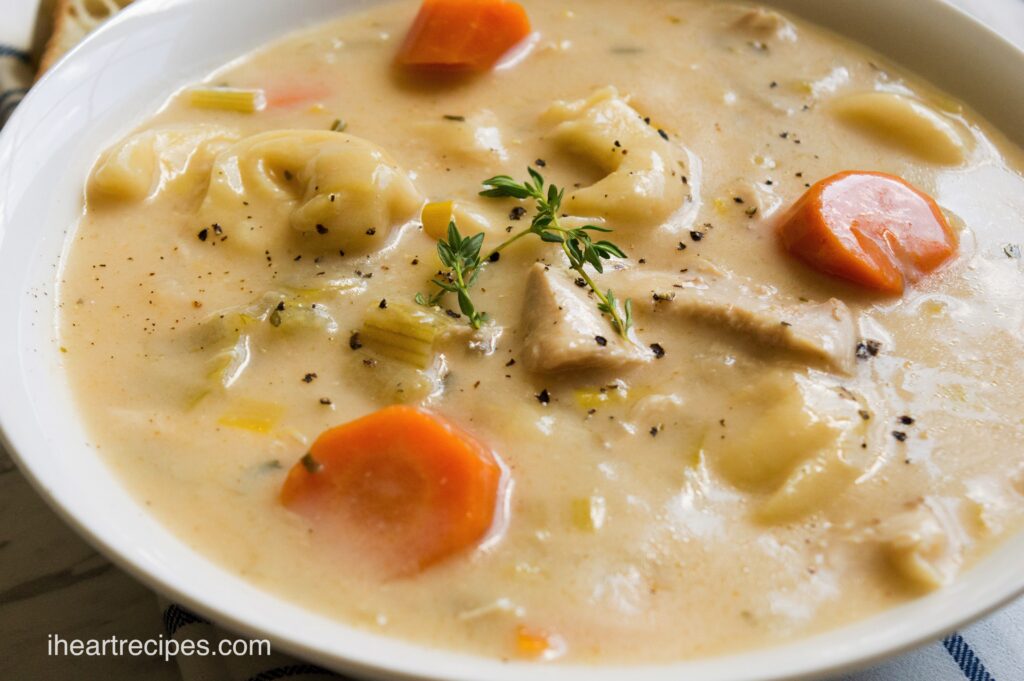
left=59, top=0, right=1024, bottom=663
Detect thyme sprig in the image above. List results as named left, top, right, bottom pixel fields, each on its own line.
left=480, top=168, right=633, bottom=338
left=415, top=221, right=489, bottom=329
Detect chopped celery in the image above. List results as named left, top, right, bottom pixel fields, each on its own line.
left=188, top=87, right=266, bottom=113
left=573, top=384, right=628, bottom=410
left=360, top=302, right=449, bottom=369
left=570, top=496, right=606, bottom=532
left=200, top=312, right=258, bottom=389
left=268, top=300, right=338, bottom=335
left=217, top=399, right=284, bottom=433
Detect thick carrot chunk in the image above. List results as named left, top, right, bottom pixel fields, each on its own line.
left=777, top=171, right=957, bottom=294
left=396, top=0, right=531, bottom=71
left=280, top=405, right=502, bottom=572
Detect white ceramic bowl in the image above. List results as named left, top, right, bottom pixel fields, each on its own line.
left=1, top=1, right=1022, bottom=679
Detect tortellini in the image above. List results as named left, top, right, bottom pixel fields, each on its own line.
left=415, top=109, right=509, bottom=164
left=199, top=130, right=423, bottom=254
left=543, top=87, right=689, bottom=228
left=831, top=92, right=969, bottom=165
left=878, top=499, right=964, bottom=591
left=88, top=124, right=240, bottom=203
left=706, top=371, right=869, bottom=522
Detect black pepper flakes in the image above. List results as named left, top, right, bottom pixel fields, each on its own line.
left=537, top=389, right=551, bottom=405
left=892, top=430, right=908, bottom=442
left=856, top=339, right=882, bottom=359
left=650, top=343, right=665, bottom=359
left=657, top=128, right=669, bottom=141
left=595, top=335, right=608, bottom=347
left=302, top=373, right=317, bottom=383
left=378, top=298, right=387, bottom=309
left=898, top=415, right=915, bottom=426
left=677, top=242, right=688, bottom=251
left=489, top=252, right=501, bottom=263
left=366, top=227, right=377, bottom=236
left=535, top=158, right=547, bottom=167
left=690, top=230, right=704, bottom=242
left=509, top=206, right=527, bottom=221
left=300, top=452, right=322, bottom=473
left=348, top=332, right=363, bottom=350
left=858, top=409, right=871, bottom=421
left=319, top=397, right=332, bottom=405
left=315, top=224, right=328, bottom=235
left=197, top=228, right=209, bottom=242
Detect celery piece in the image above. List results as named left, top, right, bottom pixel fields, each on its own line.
left=570, top=496, right=606, bottom=532
left=360, top=302, right=448, bottom=369
left=217, top=399, right=284, bottom=434
left=188, top=87, right=266, bottom=113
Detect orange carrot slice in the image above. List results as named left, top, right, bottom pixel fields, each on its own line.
left=266, top=83, right=330, bottom=109
left=396, top=0, right=531, bottom=71
left=280, top=405, right=502, bottom=572
left=777, top=171, right=957, bottom=294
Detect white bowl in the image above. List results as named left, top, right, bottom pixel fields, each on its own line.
left=1, top=1, right=1022, bottom=679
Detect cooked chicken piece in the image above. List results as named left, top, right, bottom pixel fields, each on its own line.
left=520, top=264, right=652, bottom=373
left=621, top=268, right=858, bottom=373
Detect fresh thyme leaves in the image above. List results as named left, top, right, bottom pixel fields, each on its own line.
left=415, top=221, right=489, bottom=329
left=480, top=168, right=634, bottom=338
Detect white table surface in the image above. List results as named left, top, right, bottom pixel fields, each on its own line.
left=1, top=1, right=1022, bottom=679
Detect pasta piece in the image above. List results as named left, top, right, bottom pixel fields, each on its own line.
left=88, top=124, right=239, bottom=203
left=757, top=450, right=860, bottom=522
left=706, top=372, right=868, bottom=520
left=187, top=87, right=266, bottom=113
left=879, top=499, right=965, bottom=591
left=543, top=87, right=688, bottom=228
left=200, top=130, right=423, bottom=254
left=414, top=110, right=509, bottom=163
left=831, top=92, right=969, bottom=165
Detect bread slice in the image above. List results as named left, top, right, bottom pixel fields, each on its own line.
left=37, top=0, right=134, bottom=76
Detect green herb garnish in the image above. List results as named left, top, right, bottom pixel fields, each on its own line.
left=480, top=168, right=633, bottom=338
left=415, top=221, right=489, bottom=329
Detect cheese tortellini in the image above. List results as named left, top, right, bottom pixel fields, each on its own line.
left=707, top=371, right=870, bottom=522
left=88, top=124, right=240, bottom=203
left=414, top=109, right=509, bottom=165
left=878, top=499, right=965, bottom=591
left=200, top=130, right=423, bottom=254
left=831, top=92, right=969, bottom=165
left=543, top=87, right=689, bottom=228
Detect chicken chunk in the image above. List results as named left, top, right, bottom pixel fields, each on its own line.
left=520, top=264, right=651, bottom=373
left=621, top=268, right=858, bottom=373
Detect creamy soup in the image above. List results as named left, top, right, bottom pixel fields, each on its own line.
left=59, top=0, right=1024, bottom=664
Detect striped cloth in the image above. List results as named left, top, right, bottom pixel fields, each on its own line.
left=1, top=0, right=1022, bottom=679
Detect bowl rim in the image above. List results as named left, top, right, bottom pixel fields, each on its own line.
left=2, top=1, right=1023, bottom=680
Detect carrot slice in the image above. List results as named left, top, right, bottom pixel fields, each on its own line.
left=265, top=83, right=330, bottom=109
left=777, top=171, right=957, bottom=294
left=280, top=405, right=502, bottom=572
left=396, top=0, right=531, bottom=71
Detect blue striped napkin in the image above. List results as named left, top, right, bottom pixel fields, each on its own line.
left=2, top=0, right=1021, bottom=679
